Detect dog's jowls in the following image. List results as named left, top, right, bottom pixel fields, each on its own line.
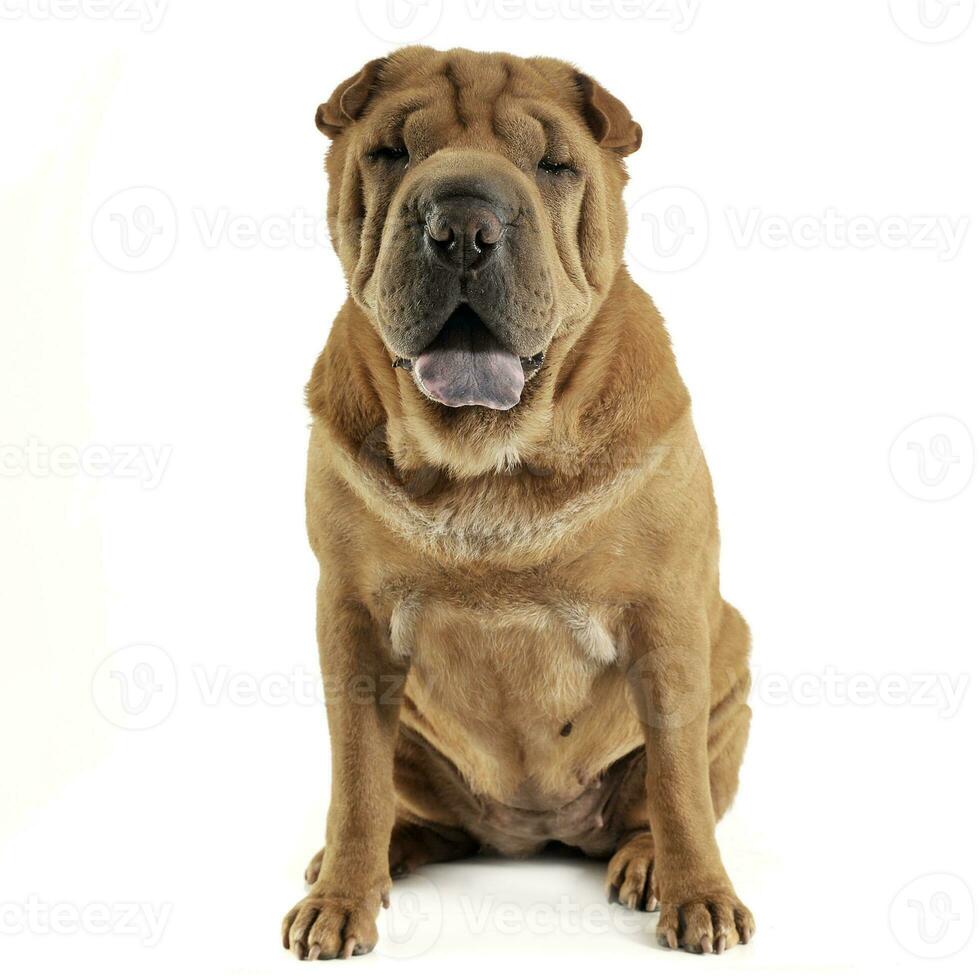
left=283, top=46, right=754, bottom=960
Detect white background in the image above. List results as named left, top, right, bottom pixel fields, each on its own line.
left=1, top=0, right=979, bottom=976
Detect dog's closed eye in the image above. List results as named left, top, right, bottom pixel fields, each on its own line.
left=368, top=145, right=409, bottom=163
left=537, top=157, right=577, bottom=177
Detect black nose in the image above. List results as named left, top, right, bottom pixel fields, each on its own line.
left=424, top=197, right=503, bottom=274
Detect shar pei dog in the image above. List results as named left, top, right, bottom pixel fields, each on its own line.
left=283, top=46, right=754, bottom=959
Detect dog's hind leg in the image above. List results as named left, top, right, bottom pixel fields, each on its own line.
left=602, top=756, right=658, bottom=911
left=304, top=723, right=480, bottom=885
left=388, top=819, right=479, bottom=876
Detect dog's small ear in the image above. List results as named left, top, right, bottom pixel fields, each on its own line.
left=575, top=72, right=642, bottom=156
left=316, top=58, right=387, bottom=139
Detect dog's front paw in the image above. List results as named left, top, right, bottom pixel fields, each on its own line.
left=656, top=890, right=754, bottom=954
left=281, top=890, right=383, bottom=960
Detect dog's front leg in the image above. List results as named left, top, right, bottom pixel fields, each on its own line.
left=627, top=605, right=754, bottom=954
left=282, top=584, right=406, bottom=960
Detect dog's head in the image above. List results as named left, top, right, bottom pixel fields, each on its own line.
left=317, top=46, right=641, bottom=411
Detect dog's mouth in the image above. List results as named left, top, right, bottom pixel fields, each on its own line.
left=393, top=305, right=544, bottom=411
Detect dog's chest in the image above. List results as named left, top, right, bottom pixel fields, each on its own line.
left=385, top=581, right=622, bottom=673
left=381, top=580, right=642, bottom=805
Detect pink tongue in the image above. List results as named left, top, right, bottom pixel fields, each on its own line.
left=414, top=308, right=524, bottom=410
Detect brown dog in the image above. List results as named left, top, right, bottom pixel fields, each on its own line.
left=282, top=46, right=754, bottom=959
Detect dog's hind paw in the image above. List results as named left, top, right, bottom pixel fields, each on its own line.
left=606, top=831, right=658, bottom=912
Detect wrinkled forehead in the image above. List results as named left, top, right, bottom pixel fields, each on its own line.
left=361, top=52, right=586, bottom=157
